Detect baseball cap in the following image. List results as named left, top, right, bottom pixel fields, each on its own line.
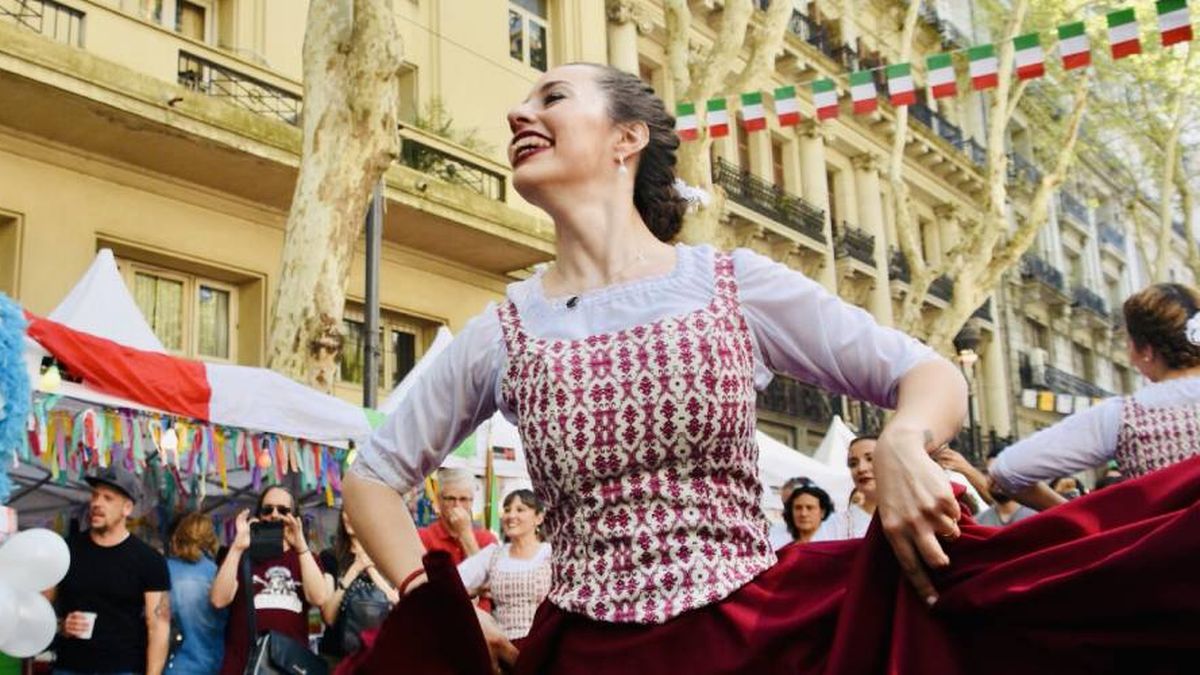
left=85, top=466, right=142, bottom=503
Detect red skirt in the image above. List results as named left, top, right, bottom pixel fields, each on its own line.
left=353, top=456, right=1200, bottom=674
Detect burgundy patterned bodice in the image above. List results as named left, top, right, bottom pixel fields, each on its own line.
left=497, top=253, right=775, bottom=624
left=1115, top=397, right=1200, bottom=478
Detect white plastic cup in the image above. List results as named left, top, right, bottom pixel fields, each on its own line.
left=76, top=612, right=97, bottom=639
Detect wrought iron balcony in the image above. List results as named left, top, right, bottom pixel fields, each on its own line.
left=1, top=0, right=82, bottom=46
left=888, top=247, right=911, bottom=283
left=1072, top=286, right=1109, bottom=318
left=1058, top=191, right=1089, bottom=224
left=972, top=299, right=993, bottom=322
left=834, top=222, right=876, bottom=266
left=399, top=136, right=506, bottom=201
left=786, top=9, right=826, bottom=49
left=758, top=374, right=834, bottom=424
left=1020, top=253, right=1066, bottom=293
left=936, top=116, right=963, bottom=146
left=1018, top=352, right=1114, bottom=399
left=1098, top=223, right=1126, bottom=251
left=910, top=101, right=934, bottom=130
left=1007, top=152, right=1042, bottom=185
left=178, top=51, right=303, bottom=125
left=929, top=274, right=955, bottom=301
left=712, top=157, right=826, bottom=242
left=964, top=139, right=987, bottom=167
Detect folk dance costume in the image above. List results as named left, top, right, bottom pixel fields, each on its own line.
left=353, top=245, right=1200, bottom=674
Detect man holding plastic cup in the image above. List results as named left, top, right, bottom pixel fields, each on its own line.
left=47, top=467, right=171, bottom=675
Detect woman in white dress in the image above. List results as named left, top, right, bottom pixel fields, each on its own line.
left=990, top=283, right=1200, bottom=507
left=457, top=490, right=552, bottom=640
left=812, top=436, right=877, bottom=541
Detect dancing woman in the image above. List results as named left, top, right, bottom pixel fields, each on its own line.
left=991, top=283, right=1200, bottom=506
left=342, top=62, right=967, bottom=673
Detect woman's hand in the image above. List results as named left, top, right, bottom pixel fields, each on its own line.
left=874, top=426, right=960, bottom=605
left=475, top=606, right=518, bottom=674
left=282, top=513, right=307, bottom=552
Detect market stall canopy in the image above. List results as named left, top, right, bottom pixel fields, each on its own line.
left=757, top=428, right=854, bottom=510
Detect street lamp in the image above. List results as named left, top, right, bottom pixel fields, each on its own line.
left=953, top=325, right=982, bottom=465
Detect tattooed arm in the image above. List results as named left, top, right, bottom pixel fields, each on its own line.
left=145, top=590, right=170, bottom=675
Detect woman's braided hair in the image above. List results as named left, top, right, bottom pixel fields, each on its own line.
left=1123, top=283, right=1200, bottom=370
left=584, top=63, right=688, bottom=242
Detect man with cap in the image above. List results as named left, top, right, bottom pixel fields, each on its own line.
left=48, top=466, right=171, bottom=675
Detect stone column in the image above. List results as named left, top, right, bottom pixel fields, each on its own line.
left=983, top=314, right=1012, bottom=437
left=798, top=121, right=836, bottom=290
left=852, top=152, right=893, bottom=324
left=605, top=0, right=641, bottom=74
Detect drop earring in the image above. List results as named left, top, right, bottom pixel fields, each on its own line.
left=618, top=155, right=628, bottom=175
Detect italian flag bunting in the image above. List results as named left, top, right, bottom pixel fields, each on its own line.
left=886, top=63, right=916, bottom=106
left=926, top=53, right=957, bottom=99
left=706, top=97, right=729, bottom=138
left=675, top=102, right=698, bottom=141
left=774, top=85, right=801, bottom=127
left=1057, top=22, right=1091, bottom=70
left=813, top=78, right=839, bottom=120
left=1013, top=33, right=1046, bottom=80
left=1107, top=8, right=1141, bottom=59
left=740, top=92, right=767, bottom=132
left=1157, top=0, right=1193, bottom=47
left=968, top=44, right=999, bottom=90
left=849, top=70, right=878, bottom=114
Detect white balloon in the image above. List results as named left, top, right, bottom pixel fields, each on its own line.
left=0, top=590, right=56, bottom=658
left=0, top=582, right=17, bottom=646
left=0, top=529, right=70, bottom=592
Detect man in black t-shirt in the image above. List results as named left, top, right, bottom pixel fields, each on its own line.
left=49, top=467, right=171, bottom=675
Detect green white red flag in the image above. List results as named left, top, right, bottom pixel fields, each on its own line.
left=740, top=92, right=767, bottom=132
left=706, top=97, right=729, bottom=138
left=849, top=70, right=878, bottom=114
left=886, top=63, right=916, bottom=106
left=1013, top=33, right=1045, bottom=80
left=1107, top=8, right=1141, bottom=59
left=1157, top=0, right=1193, bottom=47
left=926, top=53, right=957, bottom=99
left=813, top=78, right=839, bottom=120
left=968, top=44, right=998, bottom=90
left=1057, top=22, right=1091, bottom=70
left=774, top=85, right=801, bottom=127
left=675, top=102, right=698, bottom=141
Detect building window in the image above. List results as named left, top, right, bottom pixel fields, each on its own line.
left=122, top=260, right=237, bottom=361
left=509, top=0, right=549, bottom=72
left=177, top=1, right=208, bottom=40
left=771, top=139, right=785, bottom=188
left=338, top=307, right=440, bottom=394
left=1024, top=318, right=1049, bottom=351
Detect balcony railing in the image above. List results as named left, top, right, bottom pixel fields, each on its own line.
left=1072, top=286, right=1109, bottom=318
left=1, top=0, right=84, bottom=46
left=936, top=117, right=963, bottom=146
left=787, top=9, right=826, bottom=50
left=758, top=374, right=834, bottom=424
left=399, top=137, right=506, bottom=201
left=1021, top=253, right=1066, bottom=293
left=1019, top=352, right=1114, bottom=399
left=178, top=51, right=302, bottom=125
left=964, top=139, right=987, bottom=167
left=1008, top=152, right=1042, bottom=185
left=712, top=157, right=826, bottom=242
left=1098, top=223, right=1126, bottom=251
left=910, top=101, right=934, bottom=130
left=1059, top=191, right=1089, bottom=224
left=929, top=274, right=954, bottom=301
left=889, top=247, right=911, bottom=283
left=834, top=222, right=876, bottom=266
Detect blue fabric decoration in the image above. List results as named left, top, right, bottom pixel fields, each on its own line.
left=0, top=293, right=31, bottom=504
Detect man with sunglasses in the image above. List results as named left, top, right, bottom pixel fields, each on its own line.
left=210, top=486, right=328, bottom=675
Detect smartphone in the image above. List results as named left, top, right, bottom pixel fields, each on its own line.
left=248, top=520, right=284, bottom=562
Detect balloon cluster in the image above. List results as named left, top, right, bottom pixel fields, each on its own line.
left=0, top=529, right=70, bottom=658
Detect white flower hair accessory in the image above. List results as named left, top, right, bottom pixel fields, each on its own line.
left=673, top=178, right=712, bottom=212
left=1186, top=313, right=1200, bottom=346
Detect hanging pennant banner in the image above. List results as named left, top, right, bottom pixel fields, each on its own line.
left=849, top=70, right=878, bottom=114
left=1157, top=0, right=1193, bottom=47
left=813, top=78, right=839, bottom=119
left=706, top=97, right=730, bottom=138
left=886, top=63, right=916, bottom=106
left=1058, top=21, right=1092, bottom=70
left=740, top=91, right=767, bottom=131
left=968, top=44, right=999, bottom=90
left=675, top=102, right=698, bottom=141
left=773, top=85, right=801, bottom=126
left=1107, top=8, right=1141, bottom=59
left=926, top=53, right=957, bottom=99
left=1013, top=33, right=1046, bottom=80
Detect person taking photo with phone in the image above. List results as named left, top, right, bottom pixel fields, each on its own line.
left=210, top=485, right=328, bottom=675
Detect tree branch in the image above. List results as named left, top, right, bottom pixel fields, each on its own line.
left=663, top=0, right=693, bottom=98
left=1151, top=43, right=1195, bottom=282
left=726, top=0, right=792, bottom=95
left=686, top=0, right=754, bottom=101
